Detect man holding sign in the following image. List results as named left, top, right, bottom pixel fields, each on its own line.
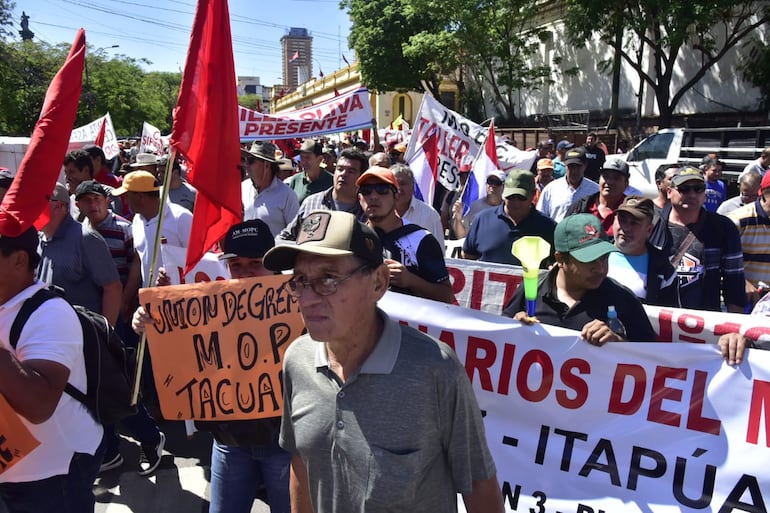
left=132, top=219, right=291, bottom=512
left=263, top=210, right=502, bottom=513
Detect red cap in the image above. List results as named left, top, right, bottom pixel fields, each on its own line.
left=761, top=172, right=770, bottom=193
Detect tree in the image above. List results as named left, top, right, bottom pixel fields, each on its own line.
left=0, top=0, right=15, bottom=40
left=564, top=0, right=770, bottom=127
left=341, top=0, right=454, bottom=98
left=0, top=40, right=68, bottom=135
left=342, top=0, right=552, bottom=120
left=438, top=0, right=553, bottom=121
left=0, top=37, right=180, bottom=136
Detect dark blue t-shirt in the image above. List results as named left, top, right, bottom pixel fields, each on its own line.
left=463, top=204, right=556, bottom=266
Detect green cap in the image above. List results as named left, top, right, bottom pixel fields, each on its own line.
left=503, top=169, right=535, bottom=198
left=554, top=214, right=618, bottom=262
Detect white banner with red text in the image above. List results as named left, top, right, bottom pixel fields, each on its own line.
left=69, top=113, right=120, bottom=160
left=238, top=87, right=373, bottom=140
left=445, top=257, right=770, bottom=344
left=379, top=292, right=770, bottom=513
left=404, top=95, right=538, bottom=192
left=140, top=121, right=167, bottom=154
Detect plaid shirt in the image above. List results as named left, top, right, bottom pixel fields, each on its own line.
left=279, top=187, right=368, bottom=240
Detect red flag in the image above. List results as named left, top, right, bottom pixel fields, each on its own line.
left=171, top=0, right=241, bottom=274
left=0, top=29, right=86, bottom=235
left=93, top=117, right=106, bottom=147
left=424, top=130, right=439, bottom=186
left=273, top=138, right=296, bottom=160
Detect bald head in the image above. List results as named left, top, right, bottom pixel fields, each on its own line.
left=368, top=152, right=391, bottom=168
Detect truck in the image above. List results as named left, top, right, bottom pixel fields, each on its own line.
left=617, top=126, right=770, bottom=197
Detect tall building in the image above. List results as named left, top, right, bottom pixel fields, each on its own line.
left=281, top=28, right=313, bottom=90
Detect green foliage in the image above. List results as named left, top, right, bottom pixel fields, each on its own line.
left=342, top=0, right=552, bottom=120
left=0, top=38, right=180, bottom=136
left=0, top=0, right=15, bottom=40
left=446, top=0, right=553, bottom=120
left=564, top=0, right=770, bottom=126
left=238, top=94, right=262, bottom=111
left=0, top=40, right=67, bottom=135
left=341, top=0, right=452, bottom=96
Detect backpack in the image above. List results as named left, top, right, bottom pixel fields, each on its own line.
left=9, top=288, right=138, bottom=425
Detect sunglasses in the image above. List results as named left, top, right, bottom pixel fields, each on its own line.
left=359, top=183, right=395, bottom=196
left=676, top=184, right=706, bottom=194
left=486, top=178, right=503, bottom=187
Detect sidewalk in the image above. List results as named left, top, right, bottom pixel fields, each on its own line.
left=94, top=420, right=270, bottom=513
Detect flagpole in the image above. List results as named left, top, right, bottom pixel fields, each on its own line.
left=131, top=149, right=176, bottom=406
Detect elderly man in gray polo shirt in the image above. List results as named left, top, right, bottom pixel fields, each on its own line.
left=37, top=183, right=122, bottom=325
left=263, top=210, right=502, bottom=513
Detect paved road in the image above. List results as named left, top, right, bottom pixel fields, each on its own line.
left=94, top=420, right=270, bottom=513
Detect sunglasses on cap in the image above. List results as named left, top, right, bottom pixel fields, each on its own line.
left=486, top=178, right=503, bottom=186
left=359, top=183, right=395, bottom=196
left=676, top=184, right=706, bottom=194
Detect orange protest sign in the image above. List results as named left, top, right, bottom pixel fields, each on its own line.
left=0, top=393, right=40, bottom=475
left=138, top=275, right=304, bottom=421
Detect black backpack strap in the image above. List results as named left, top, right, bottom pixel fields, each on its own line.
left=9, top=288, right=58, bottom=350
left=9, top=288, right=90, bottom=410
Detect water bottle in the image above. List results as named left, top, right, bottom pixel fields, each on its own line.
left=607, top=306, right=627, bottom=339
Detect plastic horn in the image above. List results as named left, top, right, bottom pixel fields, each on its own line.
left=511, top=236, right=551, bottom=317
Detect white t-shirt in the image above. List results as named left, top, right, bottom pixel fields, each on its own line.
left=536, top=176, right=599, bottom=222
left=133, top=202, right=193, bottom=287
left=0, top=281, right=102, bottom=483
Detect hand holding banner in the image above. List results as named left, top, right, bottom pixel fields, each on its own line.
left=138, top=275, right=305, bottom=421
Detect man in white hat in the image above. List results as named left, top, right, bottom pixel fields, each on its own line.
left=241, top=141, right=299, bottom=238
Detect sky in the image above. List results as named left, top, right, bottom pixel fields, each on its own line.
left=9, top=0, right=354, bottom=86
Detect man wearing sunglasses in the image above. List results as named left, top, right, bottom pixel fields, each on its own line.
left=356, top=167, right=454, bottom=303
left=649, top=166, right=746, bottom=312
left=462, top=170, right=555, bottom=265
left=262, top=210, right=503, bottom=513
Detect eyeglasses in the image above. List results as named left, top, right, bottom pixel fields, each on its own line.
left=283, top=264, right=369, bottom=298
left=676, top=184, right=706, bottom=194
left=486, top=179, right=503, bottom=187
left=505, top=194, right=529, bottom=201
left=359, top=183, right=395, bottom=196
left=246, top=157, right=259, bottom=165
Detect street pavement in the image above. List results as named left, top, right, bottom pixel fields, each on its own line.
left=94, top=419, right=270, bottom=513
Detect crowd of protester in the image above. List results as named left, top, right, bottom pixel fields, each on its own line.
left=0, top=130, right=767, bottom=513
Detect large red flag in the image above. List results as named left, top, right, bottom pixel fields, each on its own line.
left=0, top=29, right=86, bottom=235
left=171, top=0, right=241, bottom=274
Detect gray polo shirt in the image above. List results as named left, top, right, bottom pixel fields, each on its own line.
left=37, top=215, right=119, bottom=314
left=280, top=309, right=497, bottom=513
